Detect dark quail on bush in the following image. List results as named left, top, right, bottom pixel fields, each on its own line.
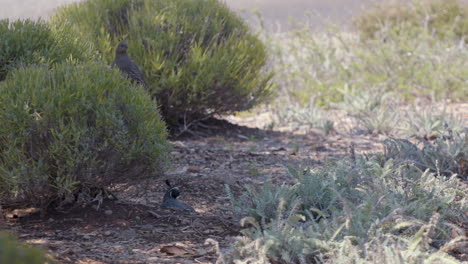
left=161, top=180, right=195, bottom=212
left=113, top=41, right=147, bottom=88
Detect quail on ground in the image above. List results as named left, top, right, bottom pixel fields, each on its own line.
left=161, top=180, right=195, bottom=212
left=112, top=41, right=147, bottom=88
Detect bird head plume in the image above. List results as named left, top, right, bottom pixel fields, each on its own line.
left=164, top=180, right=180, bottom=199
left=116, top=41, right=129, bottom=54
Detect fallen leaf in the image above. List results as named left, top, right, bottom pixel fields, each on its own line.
left=187, top=166, right=201, bottom=173
left=160, top=245, right=194, bottom=256
left=7, top=208, right=40, bottom=218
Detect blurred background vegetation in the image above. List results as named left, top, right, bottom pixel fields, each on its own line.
left=0, top=232, right=48, bottom=264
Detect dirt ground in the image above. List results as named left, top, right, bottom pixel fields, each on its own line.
left=0, top=110, right=394, bottom=263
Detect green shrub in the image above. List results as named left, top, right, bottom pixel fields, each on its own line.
left=334, top=87, right=401, bottom=135
left=0, top=63, right=169, bottom=209
left=384, top=133, right=467, bottom=178
left=225, top=135, right=467, bottom=262
left=0, top=19, right=94, bottom=81
left=51, top=0, right=273, bottom=127
left=269, top=102, right=335, bottom=134
left=0, top=232, right=47, bottom=264
left=401, top=106, right=465, bottom=140
left=354, top=0, right=468, bottom=41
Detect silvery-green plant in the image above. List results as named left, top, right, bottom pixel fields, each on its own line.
left=334, top=86, right=401, bottom=134
left=271, top=102, right=335, bottom=134
left=384, top=131, right=467, bottom=178
left=402, top=106, right=465, bottom=140
left=224, top=140, right=466, bottom=263
left=328, top=217, right=464, bottom=264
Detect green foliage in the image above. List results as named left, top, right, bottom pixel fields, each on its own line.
left=0, top=19, right=95, bottom=81
left=51, top=0, right=273, bottom=127
left=328, top=220, right=465, bottom=264
left=224, top=133, right=467, bottom=263
left=226, top=183, right=295, bottom=223
left=0, top=232, right=47, bottom=264
left=402, top=106, right=465, bottom=140
left=329, top=88, right=465, bottom=136
left=0, top=63, right=169, bottom=209
left=334, top=87, right=401, bottom=135
left=384, top=132, right=467, bottom=178
left=354, top=0, right=468, bottom=42
left=270, top=102, right=335, bottom=134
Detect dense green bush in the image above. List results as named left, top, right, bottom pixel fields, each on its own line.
left=0, top=19, right=94, bottom=81
left=354, top=0, right=468, bottom=41
left=0, top=232, right=47, bottom=264
left=0, top=63, right=169, bottom=209
left=51, top=0, right=273, bottom=128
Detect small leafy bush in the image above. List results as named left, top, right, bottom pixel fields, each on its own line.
left=334, top=87, right=401, bottom=135
left=0, top=19, right=94, bottom=81
left=384, top=132, right=467, bottom=178
left=227, top=183, right=295, bottom=223
left=327, top=214, right=466, bottom=264
left=402, top=106, right=465, bottom=140
left=224, top=135, right=467, bottom=263
left=51, top=0, right=273, bottom=128
left=0, top=63, right=170, bottom=209
left=0, top=232, right=47, bottom=264
left=270, top=102, right=335, bottom=134
left=354, top=0, right=468, bottom=42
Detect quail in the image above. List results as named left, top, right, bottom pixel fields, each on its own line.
left=112, top=41, right=147, bottom=88
left=161, top=180, right=195, bottom=212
